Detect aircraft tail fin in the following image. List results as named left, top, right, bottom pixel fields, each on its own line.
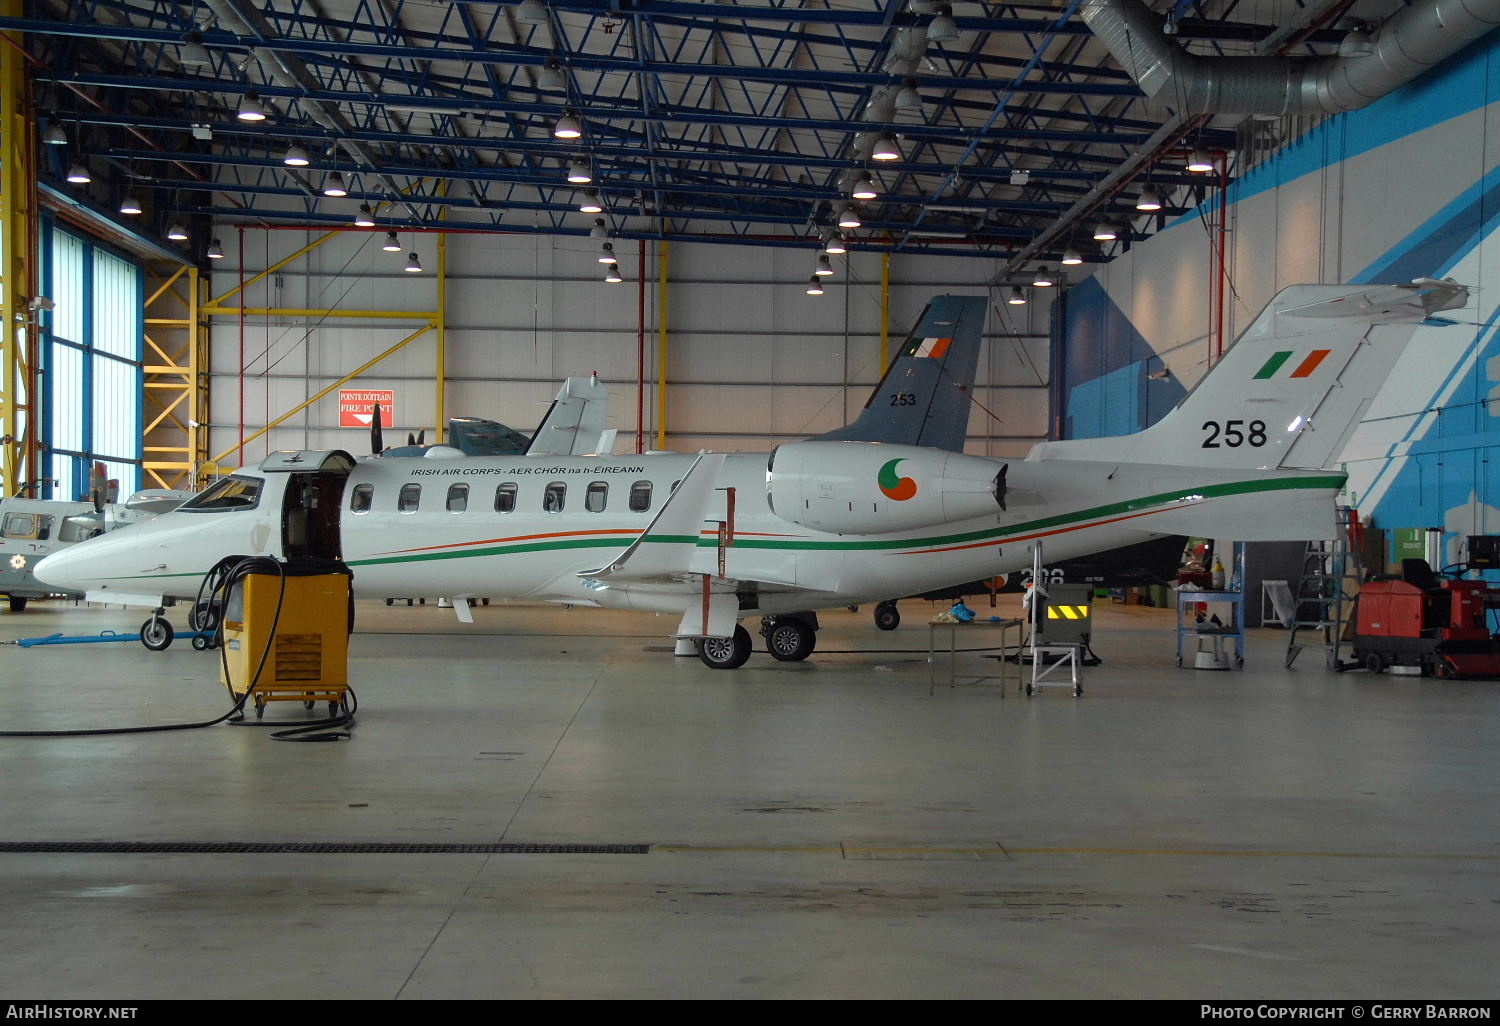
left=813, top=294, right=987, bottom=452
left=527, top=374, right=611, bottom=456
left=1030, top=279, right=1469, bottom=471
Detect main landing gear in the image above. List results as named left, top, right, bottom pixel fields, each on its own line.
left=694, top=613, right=820, bottom=670
left=696, top=625, right=752, bottom=670
left=759, top=614, right=819, bottom=662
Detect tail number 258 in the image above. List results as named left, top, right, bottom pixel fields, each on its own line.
left=1202, top=419, right=1267, bottom=448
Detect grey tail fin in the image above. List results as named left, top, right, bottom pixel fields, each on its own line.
left=812, top=294, right=986, bottom=452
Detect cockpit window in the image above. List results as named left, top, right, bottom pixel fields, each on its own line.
left=179, top=475, right=263, bottom=512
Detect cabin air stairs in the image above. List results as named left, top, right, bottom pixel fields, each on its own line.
left=1285, top=506, right=1365, bottom=670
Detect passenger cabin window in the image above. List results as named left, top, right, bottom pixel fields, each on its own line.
left=350, top=483, right=374, bottom=514
left=585, top=481, right=608, bottom=513
left=446, top=483, right=469, bottom=513
left=180, top=474, right=262, bottom=512
left=628, top=481, right=652, bottom=512
left=2, top=512, right=44, bottom=538
left=543, top=482, right=566, bottom=513
left=398, top=483, right=421, bottom=513
left=494, top=482, right=517, bottom=513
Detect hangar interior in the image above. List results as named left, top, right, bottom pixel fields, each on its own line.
left=0, top=0, right=1497, bottom=1001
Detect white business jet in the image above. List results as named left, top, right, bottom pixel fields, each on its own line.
left=35, top=282, right=1468, bottom=668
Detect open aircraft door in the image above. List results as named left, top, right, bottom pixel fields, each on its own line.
left=258, top=450, right=355, bottom=561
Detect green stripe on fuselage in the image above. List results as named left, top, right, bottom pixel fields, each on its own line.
left=342, top=473, right=1345, bottom=568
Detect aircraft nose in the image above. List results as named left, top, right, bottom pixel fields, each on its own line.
left=34, top=545, right=90, bottom=591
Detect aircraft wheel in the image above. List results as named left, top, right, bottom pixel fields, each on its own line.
left=873, top=602, right=900, bottom=631
left=385, top=598, right=394, bottom=606
left=765, top=619, right=816, bottom=661
left=8, top=596, right=27, bottom=612
left=140, top=618, right=174, bottom=651
left=697, top=625, right=752, bottom=670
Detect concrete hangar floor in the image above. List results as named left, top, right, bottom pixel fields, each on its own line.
left=0, top=598, right=1493, bottom=1001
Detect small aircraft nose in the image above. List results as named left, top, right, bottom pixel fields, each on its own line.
left=34, top=545, right=90, bottom=591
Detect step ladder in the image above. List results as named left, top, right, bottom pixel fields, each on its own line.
left=1285, top=508, right=1365, bottom=670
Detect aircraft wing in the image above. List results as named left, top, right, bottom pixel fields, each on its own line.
left=578, top=451, right=726, bottom=581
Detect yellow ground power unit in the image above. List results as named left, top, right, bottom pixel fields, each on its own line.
left=219, top=558, right=354, bottom=718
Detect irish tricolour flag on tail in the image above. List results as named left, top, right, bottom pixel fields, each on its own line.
left=908, top=335, right=952, bottom=359
left=1253, top=349, right=1332, bottom=379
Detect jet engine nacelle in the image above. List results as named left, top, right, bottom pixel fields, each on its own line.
left=767, top=441, right=1004, bottom=535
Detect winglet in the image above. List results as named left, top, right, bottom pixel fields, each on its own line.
left=578, top=451, right=727, bottom=580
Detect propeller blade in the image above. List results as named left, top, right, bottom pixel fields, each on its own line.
left=416, top=429, right=425, bottom=446
left=89, top=461, right=107, bottom=513
left=370, top=403, right=385, bottom=455
left=407, top=432, right=416, bottom=446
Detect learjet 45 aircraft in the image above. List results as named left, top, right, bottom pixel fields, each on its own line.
left=35, top=281, right=1468, bottom=668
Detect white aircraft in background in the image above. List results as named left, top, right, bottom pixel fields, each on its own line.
left=35, top=282, right=1469, bottom=667
left=1, top=476, right=192, bottom=612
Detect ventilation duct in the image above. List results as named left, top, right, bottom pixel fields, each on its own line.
left=1079, top=0, right=1500, bottom=115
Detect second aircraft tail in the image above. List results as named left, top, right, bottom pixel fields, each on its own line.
left=813, top=294, right=987, bottom=453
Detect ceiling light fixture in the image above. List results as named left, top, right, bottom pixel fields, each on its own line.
left=579, top=188, right=604, bottom=214
left=207, top=238, right=225, bottom=260
left=851, top=172, right=878, bottom=201
left=354, top=203, right=376, bottom=227
left=598, top=241, right=616, bottom=264
left=567, top=158, right=592, bottom=184
left=405, top=252, right=422, bottom=273
left=893, top=79, right=922, bottom=112
left=1136, top=184, right=1162, bottom=211
left=1093, top=223, right=1118, bottom=242
left=1032, top=266, right=1055, bottom=288
left=236, top=91, right=268, bottom=122
left=1007, top=286, right=1027, bottom=306
left=836, top=204, right=862, bottom=229
left=590, top=218, right=609, bottom=240
left=1187, top=147, right=1215, bottom=173
left=871, top=132, right=901, bottom=161
left=822, top=232, right=848, bottom=256
left=382, top=230, right=401, bottom=251
left=119, top=193, right=143, bottom=216
left=42, top=124, right=66, bottom=146
left=515, top=0, right=548, bottom=24
left=1061, top=248, right=1083, bottom=266
left=323, top=171, right=348, bottom=197
left=179, top=30, right=212, bottom=68
left=806, top=275, right=825, bottom=296
left=167, top=221, right=189, bottom=242
left=815, top=255, right=835, bottom=277
left=66, top=163, right=90, bottom=184
left=539, top=60, right=567, bottom=92
left=604, top=263, right=623, bottom=284
left=553, top=110, right=583, bottom=139
left=926, top=4, right=960, bottom=44
left=282, top=144, right=310, bottom=167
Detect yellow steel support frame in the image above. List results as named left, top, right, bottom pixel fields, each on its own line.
left=142, top=266, right=209, bottom=489
left=0, top=0, right=36, bottom=496
left=200, top=223, right=445, bottom=475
